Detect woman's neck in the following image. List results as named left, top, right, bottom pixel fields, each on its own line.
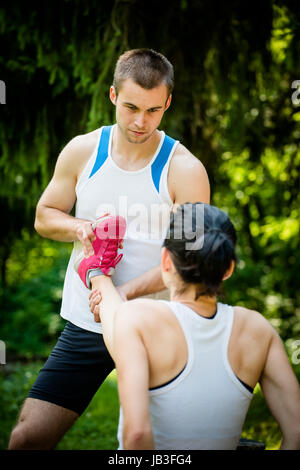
left=170, top=286, right=217, bottom=318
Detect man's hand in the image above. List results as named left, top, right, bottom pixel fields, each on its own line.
left=89, top=285, right=128, bottom=323
left=76, top=212, right=113, bottom=257
left=76, top=221, right=96, bottom=257
left=89, top=288, right=102, bottom=323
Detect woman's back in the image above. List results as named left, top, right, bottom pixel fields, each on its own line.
left=117, top=298, right=273, bottom=449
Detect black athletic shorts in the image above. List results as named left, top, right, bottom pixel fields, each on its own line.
left=28, top=321, right=115, bottom=415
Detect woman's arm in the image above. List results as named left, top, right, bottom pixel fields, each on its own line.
left=260, top=329, right=300, bottom=449
left=89, top=275, right=125, bottom=359
left=89, top=280, right=155, bottom=449
left=114, top=303, right=155, bottom=449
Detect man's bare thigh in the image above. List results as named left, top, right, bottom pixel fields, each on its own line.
left=9, top=397, right=78, bottom=449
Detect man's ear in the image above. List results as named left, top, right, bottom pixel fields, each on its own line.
left=165, top=94, right=172, bottom=111
left=110, top=86, right=117, bottom=105
left=223, top=260, right=235, bottom=281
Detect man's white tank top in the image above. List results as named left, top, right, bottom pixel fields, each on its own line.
left=117, top=301, right=253, bottom=450
left=60, top=124, right=179, bottom=333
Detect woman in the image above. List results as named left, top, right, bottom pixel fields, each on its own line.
left=88, top=203, right=300, bottom=450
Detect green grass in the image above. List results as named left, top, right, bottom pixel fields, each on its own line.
left=1, top=361, right=299, bottom=450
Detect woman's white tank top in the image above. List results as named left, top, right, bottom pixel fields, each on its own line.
left=117, top=301, right=253, bottom=450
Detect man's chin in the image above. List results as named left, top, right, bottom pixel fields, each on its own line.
left=117, top=124, right=154, bottom=144
left=126, top=132, right=151, bottom=144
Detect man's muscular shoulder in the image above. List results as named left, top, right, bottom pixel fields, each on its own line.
left=58, top=128, right=100, bottom=180
left=168, top=143, right=210, bottom=204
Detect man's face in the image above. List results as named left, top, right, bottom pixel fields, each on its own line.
left=110, top=78, right=171, bottom=144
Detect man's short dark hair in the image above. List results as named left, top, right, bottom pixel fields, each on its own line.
left=113, top=48, right=174, bottom=97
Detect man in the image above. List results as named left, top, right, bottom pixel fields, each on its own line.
left=8, top=49, right=210, bottom=449
left=89, top=203, right=300, bottom=450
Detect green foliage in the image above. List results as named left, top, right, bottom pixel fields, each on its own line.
left=0, top=233, right=70, bottom=358
left=214, top=143, right=300, bottom=340
left=1, top=1, right=299, bottom=206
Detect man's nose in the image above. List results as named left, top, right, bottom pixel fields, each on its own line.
left=134, top=112, right=146, bottom=128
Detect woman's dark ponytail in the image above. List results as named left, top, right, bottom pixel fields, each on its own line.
left=163, top=203, right=237, bottom=298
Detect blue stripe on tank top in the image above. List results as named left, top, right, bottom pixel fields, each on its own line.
left=89, top=125, right=112, bottom=178
left=151, top=134, right=176, bottom=193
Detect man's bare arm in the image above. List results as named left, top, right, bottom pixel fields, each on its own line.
left=169, top=146, right=210, bottom=205
left=34, top=134, right=98, bottom=256
left=120, top=265, right=165, bottom=300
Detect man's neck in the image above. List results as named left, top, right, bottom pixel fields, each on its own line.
left=113, top=125, right=161, bottom=164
